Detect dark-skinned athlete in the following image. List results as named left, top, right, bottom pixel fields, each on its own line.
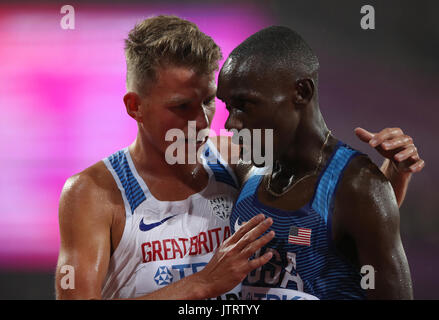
left=217, top=26, right=423, bottom=300
left=55, top=16, right=423, bottom=300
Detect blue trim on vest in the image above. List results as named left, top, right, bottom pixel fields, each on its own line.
left=326, top=146, right=363, bottom=244
left=108, top=150, right=146, bottom=214
left=204, top=147, right=238, bottom=189
left=237, top=173, right=263, bottom=204
left=311, top=143, right=361, bottom=226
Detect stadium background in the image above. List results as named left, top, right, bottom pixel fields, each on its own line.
left=0, top=0, right=437, bottom=299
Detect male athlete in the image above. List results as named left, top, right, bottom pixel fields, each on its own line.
left=55, top=16, right=423, bottom=300
left=217, top=26, right=423, bottom=299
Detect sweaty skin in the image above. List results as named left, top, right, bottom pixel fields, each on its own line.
left=217, top=53, right=420, bottom=299
left=332, top=155, right=413, bottom=299
left=56, top=66, right=275, bottom=300
left=56, top=64, right=422, bottom=300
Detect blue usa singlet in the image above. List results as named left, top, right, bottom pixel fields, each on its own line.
left=230, top=141, right=367, bottom=300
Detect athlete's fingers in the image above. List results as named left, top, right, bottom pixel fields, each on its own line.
left=394, top=145, right=417, bottom=162
left=410, top=154, right=420, bottom=161
left=354, top=127, right=374, bottom=143
left=369, top=128, right=403, bottom=148
left=241, top=230, right=275, bottom=259
left=381, top=135, right=413, bottom=151
left=247, top=251, right=273, bottom=272
left=234, top=218, right=273, bottom=252
left=228, top=214, right=265, bottom=244
left=409, top=159, right=425, bottom=173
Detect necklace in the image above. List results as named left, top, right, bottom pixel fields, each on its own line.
left=265, top=130, right=332, bottom=197
left=191, top=164, right=201, bottom=179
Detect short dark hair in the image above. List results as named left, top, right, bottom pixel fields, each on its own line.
left=229, top=26, right=319, bottom=80
left=124, top=15, right=222, bottom=95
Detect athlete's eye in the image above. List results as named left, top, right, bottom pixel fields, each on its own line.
left=229, top=99, right=252, bottom=113
left=232, top=103, right=246, bottom=113
left=172, top=104, right=189, bottom=111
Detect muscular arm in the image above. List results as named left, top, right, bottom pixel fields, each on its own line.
left=55, top=172, right=208, bottom=300
left=55, top=173, right=112, bottom=299
left=56, top=164, right=274, bottom=300
left=334, top=156, right=413, bottom=299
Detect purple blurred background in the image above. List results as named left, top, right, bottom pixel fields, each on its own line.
left=0, top=0, right=438, bottom=299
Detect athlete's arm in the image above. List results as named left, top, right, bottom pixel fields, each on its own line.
left=55, top=172, right=113, bottom=300
left=334, top=156, right=413, bottom=299
left=355, top=127, right=425, bottom=207
left=56, top=164, right=274, bottom=300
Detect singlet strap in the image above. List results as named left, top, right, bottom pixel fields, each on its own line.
left=103, top=149, right=146, bottom=215
left=235, top=168, right=265, bottom=205
left=203, top=139, right=239, bottom=189
left=311, top=142, right=362, bottom=225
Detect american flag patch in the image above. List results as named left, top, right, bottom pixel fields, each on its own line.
left=288, top=226, right=312, bottom=246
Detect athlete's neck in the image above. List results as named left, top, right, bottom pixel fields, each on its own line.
left=276, top=108, right=333, bottom=180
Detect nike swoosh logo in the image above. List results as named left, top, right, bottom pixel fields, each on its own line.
left=234, top=217, right=243, bottom=233
left=139, top=215, right=176, bottom=232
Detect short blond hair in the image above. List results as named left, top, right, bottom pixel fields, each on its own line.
left=124, top=15, right=222, bottom=94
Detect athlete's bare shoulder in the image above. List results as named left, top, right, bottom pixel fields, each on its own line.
left=332, top=154, right=399, bottom=240
left=338, top=154, right=392, bottom=200
left=62, top=160, right=118, bottom=203
left=59, top=160, right=123, bottom=226
left=331, top=153, right=412, bottom=299
left=56, top=160, right=124, bottom=299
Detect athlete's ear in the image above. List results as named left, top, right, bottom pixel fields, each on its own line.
left=123, top=92, right=143, bottom=122
left=293, top=79, right=314, bottom=107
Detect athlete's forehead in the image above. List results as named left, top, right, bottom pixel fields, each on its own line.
left=219, top=56, right=260, bottom=82
left=217, top=86, right=264, bottom=104
left=217, top=56, right=288, bottom=103
left=160, top=84, right=216, bottom=106
left=218, top=57, right=264, bottom=98
left=150, top=66, right=216, bottom=105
